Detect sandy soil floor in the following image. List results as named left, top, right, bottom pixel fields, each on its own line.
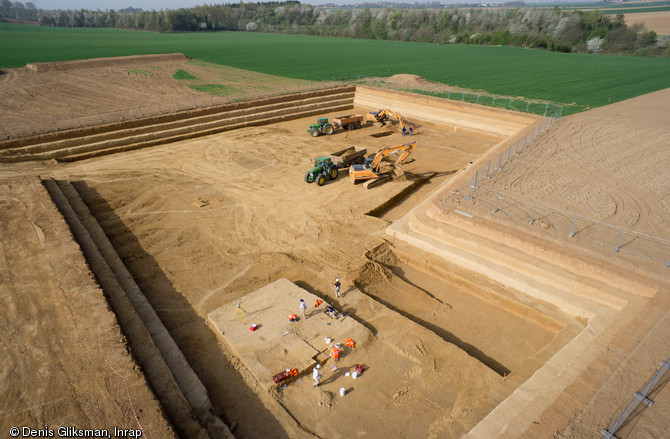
left=1, top=55, right=669, bottom=439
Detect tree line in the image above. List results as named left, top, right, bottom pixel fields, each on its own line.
left=2, top=0, right=668, bottom=56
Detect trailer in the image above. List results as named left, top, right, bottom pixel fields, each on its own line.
left=332, top=114, right=364, bottom=131
left=329, top=146, right=368, bottom=168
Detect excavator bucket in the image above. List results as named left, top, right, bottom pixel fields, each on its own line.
left=393, top=167, right=405, bottom=178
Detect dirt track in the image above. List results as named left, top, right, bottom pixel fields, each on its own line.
left=1, top=55, right=669, bottom=439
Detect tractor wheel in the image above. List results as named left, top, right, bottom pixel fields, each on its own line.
left=325, top=125, right=334, bottom=135
left=304, top=171, right=313, bottom=183
left=311, top=129, right=320, bottom=137
left=355, top=121, right=362, bottom=128
left=347, top=123, right=355, bottom=131
left=316, top=173, right=327, bottom=186
left=329, top=166, right=339, bottom=180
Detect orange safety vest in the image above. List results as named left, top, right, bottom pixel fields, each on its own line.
left=346, top=338, right=355, bottom=348
left=330, top=347, right=340, bottom=359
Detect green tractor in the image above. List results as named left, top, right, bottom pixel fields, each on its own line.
left=307, top=117, right=335, bottom=137
left=305, top=157, right=339, bottom=186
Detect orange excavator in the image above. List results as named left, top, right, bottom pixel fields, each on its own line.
left=366, top=109, right=406, bottom=131
left=349, top=141, right=416, bottom=188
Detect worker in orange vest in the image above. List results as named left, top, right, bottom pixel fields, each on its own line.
left=330, top=346, right=340, bottom=361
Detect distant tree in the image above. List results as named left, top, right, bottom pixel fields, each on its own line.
left=587, top=36, right=604, bottom=53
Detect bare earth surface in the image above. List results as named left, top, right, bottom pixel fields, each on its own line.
left=0, top=55, right=669, bottom=439
left=625, top=11, right=670, bottom=36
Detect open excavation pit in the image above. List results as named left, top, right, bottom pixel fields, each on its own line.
left=5, top=69, right=666, bottom=439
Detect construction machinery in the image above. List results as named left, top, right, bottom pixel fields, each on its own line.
left=332, top=114, right=364, bottom=131
left=329, top=146, right=367, bottom=168
left=305, top=157, right=339, bottom=186
left=365, top=109, right=406, bottom=131
left=307, top=118, right=335, bottom=137
left=349, top=141, right=416, bottom=188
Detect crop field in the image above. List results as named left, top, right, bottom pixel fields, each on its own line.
left=2, top=22, right=670, bottom=115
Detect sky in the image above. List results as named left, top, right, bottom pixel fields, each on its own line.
left=32, top=0, right=587, bottom=12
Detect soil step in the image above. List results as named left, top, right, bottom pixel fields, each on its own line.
left=44, top=178, right=233, bottom=439
left=407, top=209, right=640, bottom=313
left=57, top=102, right=354, bottom=162
left=0, top=87, right=355, bottom=162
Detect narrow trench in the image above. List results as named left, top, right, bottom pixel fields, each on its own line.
left=356, top=256, right=512, bottom=377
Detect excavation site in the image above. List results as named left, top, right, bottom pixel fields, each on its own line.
left=1, top=55, right=669, bottom=439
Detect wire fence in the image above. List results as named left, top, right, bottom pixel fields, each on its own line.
left=0, top=74, right=563, bottom=141
left=601, top=357, right=670, bottom=438
left=441, top=112, right=670, bottom=268
left=353, top=76, right=564, bottom=118
left=0, top=79, right=341, bottom=140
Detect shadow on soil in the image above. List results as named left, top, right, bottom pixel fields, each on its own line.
left=73, top=181, right=291, bottom=439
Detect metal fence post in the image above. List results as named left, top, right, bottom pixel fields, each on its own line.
left=139, top=105, right=143, bottom=117
left=493, top=96, right=496, bottom=106
left=495, top=153, right=502, bottom=170
left=494, top=192, right=500, bottom=212
left=193, top=96, right=197, bottom=108
left=176, top=99, right=180, bottom=111
left=507, top=146, right=511, bottom=162
left=465, top=176, right=474, bottom=200
left=569, top=214, right=578, bottom=237
left=615, top=228, right=624, bottom=252
left=543, top=103, right=548, bottom=116
left=76, top=114, right=81, bottom=127
left=526, top=101, right=530, bottom=112
left=119, top=110, right=124, bottom=120
left=529, top=202, right=536, bottom=224
left=448, top=91, right=451, bottom=99
left=473, top=169, right=479, bottom=188
left=485, top=161, right=491, bottom=178
left=52, top=117, right=58, bottom=130
left=210, top=95, right=214, bottom=106
left=477, top=94, right=480, bottom=104
left=28, top=121, right=34, bottom=134
left=98, top=111, right=103, bottom=123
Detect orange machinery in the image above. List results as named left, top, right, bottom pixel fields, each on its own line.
left=349, top=141, right=416, bottom=188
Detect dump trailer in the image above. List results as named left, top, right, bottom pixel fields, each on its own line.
left=329, top=146, right=367, bottom=168
left=332, top=114, right=364, bottom=131
left=349, top=141, right=416, bottom=188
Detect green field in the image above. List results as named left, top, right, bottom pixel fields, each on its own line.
left=2, top=22, right=670, bottom=115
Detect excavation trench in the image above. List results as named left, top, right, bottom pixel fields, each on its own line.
left=355, top=243, right=575, bottom=379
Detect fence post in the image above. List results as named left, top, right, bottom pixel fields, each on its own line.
left=543, top=103, right=548, bottom=116
left=210, top=95, right=214, bottom=106
left=76, top=114, right=81, bottom=127
left=495, top=153, right=503, bottom=170
left=176, top=99, right=180, bottom=111
left=193, top=96, right=197, bottom=108
left=465, top=176, right=474, bottom=200
left=529, top=202, right=536, bottom=224
left=493, top=96, right=496, bottom=106
left=485, top=160, right=491, bottom=178
left=477, top=94, right=480, bottom=104
left=448, top=91, right=451, bottom=99
left=526, top=101, right=530, bottom=112
left=473, top=169, right=479, bottom=188
left=615, top=228, right=624, bottom=252
left=98, top=111, right=103, bottom=123
left=139, top=105, right=143, bottom=117
left=28, top=121, right=34, bottom=134
left=52, top=117, right=58, bottom=130
left=522, top=133, right=528, bottom=147
left=494, top=192, right=500, bottom=212
left=569, top=214, right=578, bottom=237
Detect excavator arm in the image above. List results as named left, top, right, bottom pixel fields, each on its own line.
left=366, top=109, right=405, bottom=130
left=369, top=141, right=416, bottom=172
